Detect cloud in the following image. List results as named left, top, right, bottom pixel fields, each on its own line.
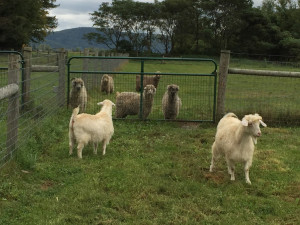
left=50, top=0, right=262, bottom=31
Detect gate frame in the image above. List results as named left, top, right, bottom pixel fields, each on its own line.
left=67, top=56, right=218, bottom=122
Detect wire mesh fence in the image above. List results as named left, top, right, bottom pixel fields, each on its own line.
left=226, top=53, right=300, bottom=125
left=67, top=57, right=218, bottom=122
left=0, top=51, right=65, bottom=169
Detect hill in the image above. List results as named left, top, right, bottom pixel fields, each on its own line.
left=38, top=27, right=108, bottom=50
left=37, top=27, right=165, bottom=53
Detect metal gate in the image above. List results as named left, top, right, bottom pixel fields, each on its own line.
left=67, top=56, right=217, bottom=122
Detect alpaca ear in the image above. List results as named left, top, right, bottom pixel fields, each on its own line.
left=97, top=102, right=103, bottom=106
left=241, top=118, right=248, bottom=126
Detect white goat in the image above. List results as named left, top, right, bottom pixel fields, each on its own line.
left=209, top=113, right=267, bottom=184
left=69, top=99, right=115, bottom=158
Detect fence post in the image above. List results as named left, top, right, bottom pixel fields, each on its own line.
left=22, top=46, right=32, bottom=110
left=92, top=49, right=99, bottom=87
left=82, top=48, right=89, bottom=89
left=216, top=50, right=230, bottom=121
left=57, top=48, right=65, bottom=107
left=6, top=53, right=19, bottom=156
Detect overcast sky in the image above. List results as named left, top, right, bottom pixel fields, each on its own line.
left=49, top=0, right=263, bottom=31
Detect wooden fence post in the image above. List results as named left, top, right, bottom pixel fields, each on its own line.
left=6, top=53, right=19, bottom=155
left=216, top=50, right=230, bottom=121
left=92, top=49, right=100, bottom=88
left=57, top=48, right=66, bottom=107
left=22, top=46, right=32, bottom=110
left=82, top=48, right=89, bottom=89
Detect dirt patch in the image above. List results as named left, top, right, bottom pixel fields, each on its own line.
left=178, top=122, right=200, bottom=130
left=40, top=180, right=54, bottom=190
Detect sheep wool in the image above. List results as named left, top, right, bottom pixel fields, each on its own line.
left=136, top=71, right=161, bottom=91
left=69, top=99, right=115, bottom=158
left=116, top=84, right=156, bottom=119
left=209, top=113, right=267, bottom=184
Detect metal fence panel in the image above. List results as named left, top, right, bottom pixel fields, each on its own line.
left=67, top=56, right=218, bottom=122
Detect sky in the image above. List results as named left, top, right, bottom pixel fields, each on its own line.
left=49, top=0, right=263, bottom=31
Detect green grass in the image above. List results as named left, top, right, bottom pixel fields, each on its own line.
left=0, top=110, right=300, bottom=224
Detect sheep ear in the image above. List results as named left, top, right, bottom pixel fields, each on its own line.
left=260, top=120, right=267, bottom=127
left=97, top=102, right=103, bottom=106
left=241, top=118, right=248, bottom=126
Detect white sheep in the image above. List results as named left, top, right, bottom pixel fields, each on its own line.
left=100, top=74, right=114, bottom=94
left=69, top=99, right=115, bottom=158
left=162, top=84, right=182, bottom=120
left=115, top=84, right=156, bottom=119
left=209, top=113, right=267, bottom=184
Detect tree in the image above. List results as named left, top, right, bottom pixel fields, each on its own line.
left=0, top=0, right=57, bottom=50
left=86, top=1, right=128, bottom=51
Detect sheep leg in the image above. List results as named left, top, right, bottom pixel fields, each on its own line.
left=244, top=161, right=252, bottom=184
left=77, top=142, right=84, bottom=159
left=69, top=138, right=74, bottom=156
left=209, top=143, right=217, bottom=172
left=93, top=143, right=98, bottom=155
left=226, top=159, right=235, bottom=181
left=102, top=140, right=109, bottom=155
left=69, top=131, right=74, bottom=155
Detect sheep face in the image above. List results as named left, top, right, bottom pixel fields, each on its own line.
left=241, top=114, right=267, bottom=137
left=97, top=99, right=115, bottom=107
left=71, top=78, right=84, bottom=92
left=144, top=84, right=156, bottom=96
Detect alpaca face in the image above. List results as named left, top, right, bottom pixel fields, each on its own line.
left=144, top=84, right=156, bottom=96
left=167, top=84, right=179, bottom=95
left=71, top=78, right=84, bottom=92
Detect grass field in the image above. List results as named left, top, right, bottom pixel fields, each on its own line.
left=1, top=53, right=300, bottom=224
left=0, top=109, right=300, bottom=224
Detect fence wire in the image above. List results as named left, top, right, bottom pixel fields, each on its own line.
left=68, top=57, right=217, bottom=122
left=228, top=54, right=300, bottom=125
left=0, top=52, right=64, bottom=169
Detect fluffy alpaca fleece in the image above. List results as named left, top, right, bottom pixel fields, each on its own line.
left=209, top=113, right=267, bottom=184
left=115, top=84, right=156, bottom=119
left=69, top=77, right=87, bottom=113
left=100, top=74, right=114, bottom=94
left=162, top=84, right=182, bottom=120
left=136, top=71, right=161, bottom=91
left=69, top=99, right=115, bottom=158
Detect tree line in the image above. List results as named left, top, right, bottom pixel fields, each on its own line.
left=86, top=0, right=300, bottom=58
left=0, top=0, right=57, bottom=50
left=1, top=0, right=300, bottom=59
